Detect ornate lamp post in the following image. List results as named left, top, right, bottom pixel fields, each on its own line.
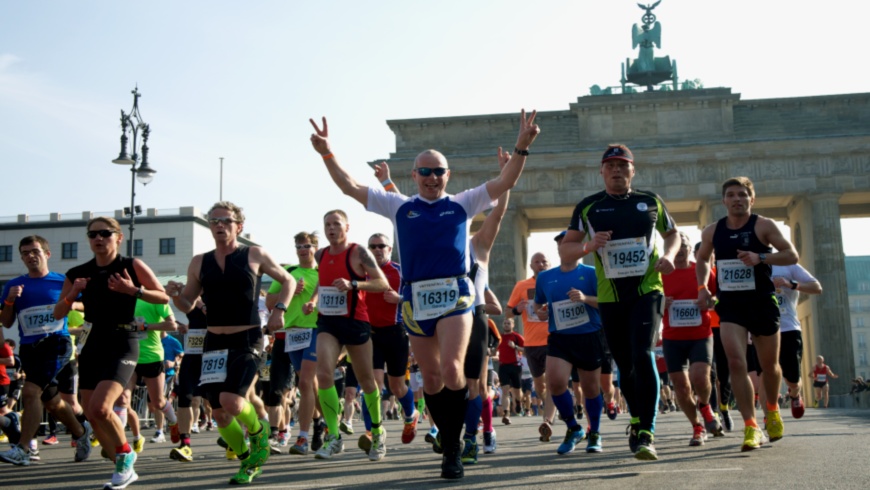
left=111, top=86, right=157, bottom=257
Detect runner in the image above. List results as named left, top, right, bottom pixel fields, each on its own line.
left=166, top=201, right=295, bottom=484
left=309, top=109, right=539, bottom=478
left=52, top=218, right=169, bottom=489
left=0, top=334, right=22, bottom=447
left=497, top=318, right=524, bottom=425
left=0, top=235, right=92, bottom=467
left=772, top=264, right=822, bottom=418
left=306, top=210, right=390, bottom=462
left=812, top=356, right=838, bottom=408
left=169, top=297, right=207, bottom=463
left=559, top=144, right=680, bottom=460
left=696, top=176, right=799, bottom=451
left=265, top=231, right=320, bottom=456
left=662, top=232, right=723, bottom=446
left=532, top=238, right=606, bottom=455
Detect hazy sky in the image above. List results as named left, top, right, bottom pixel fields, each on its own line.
left=2, top=0, right=868, bottom=270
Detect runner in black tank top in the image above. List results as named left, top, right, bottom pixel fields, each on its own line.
left=694, top=177, right=799, bottom=453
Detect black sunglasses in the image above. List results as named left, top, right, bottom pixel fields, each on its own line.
left=368, top=244, right=389, bottom=250
left=295, top=244, right=314, bottom=250
left=414, top=167, right=447, bottom=177
left=208, top=217, right=238, bottom=226
left=87, top=230, right=117, bottom=239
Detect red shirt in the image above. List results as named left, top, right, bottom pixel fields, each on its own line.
left=365, top=261, right=402, bottom=328
left=662, top=264, right=715, bottom=341
left=0, top=344, right=12, bottom=386
left=318, top=244, right=368, bottom=322
left=498, top=332, right=524, bottom=366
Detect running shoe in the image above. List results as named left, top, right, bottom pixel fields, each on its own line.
left=90, top=432, right=100, bottom=447
left=132, top=435, right=144, bottom=454
left=668, top=401, right=677, bottom=412
left=741, top=425, right=764, bottom=452
left=689, top=424, right=707, bottom=447
left=28, top=446, right=41, bottom=462
left=228, top=460, right=262, bottom=485
left=289, top=437, right=309, bottom=455
left=169, top=445, right=193, bottom=462
left=190, top=424, right=200, bottom=434
left=368, top=430, right=386, bottom=462
left=0, top=434, right=6, bottom=443
left=483, top=430, right=497, bottom=454
left=314, top=434, right=343, bottom=460
left=424, top=427, right=438, bottom=445
left=501, top=415, right=511, bottom=426
left=277, top=431, right=289, bottom=446
left=169, top=423, right=180, bottom=444
left=108, top=451, right=138, bottom=490
left=401, top=411, right=418, bottom=444
left=720, top=409, right=734, bottom=432
left=358, top=432, right=372, bottom=453
left=269, top=438, right=282, bottom=455
left=431, top=432, right=443, bottom=454
left=245, top=421, right=271, bottom=467
left=634, top=431, right=657, bottom=461
left=440, top=440, right=463, bottom=480
left=606, top=402, right=618, bottom=421
left=460, top=436, right=478, bottom=464
left=43, top=434, right=59, bottom=445
left=766, top=410, right=784, bottom=442
left=626, top=422, right=640, bottom=454
left=150, top=431, right=166, bottom=443
left=340, top=420, right=354, bottom=435
left=705, top=413, right=725, bottom=437
left=538, top=421, right=553, bottom=442
left=557, top=427, right=586, bottom=455
left=226, top=447, right=238, bottom=460
left=586, top=431, right=603, bottom=453
left=311, top=421, right=325, bottom=452
left=74, top=421, right=93, bottom=462
left=791, top=395, right=805, bottom=419
left=0, top=444, right=30, bottom=466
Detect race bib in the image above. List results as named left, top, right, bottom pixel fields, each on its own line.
left=18, top=305, right=64, bottom=337
left=200, top=349, right=228, bottom=385
left=817, top=374, right=827, bottom=382
left=717, top=259, right=755, bottom=291
left=185, top=329, right=206, bottom=355
left=602, top=237, right=649, bottom=279
left=411, top=277, right=461, bottom=321
left=284, top=327, right=313, bottom=353
left=776, top=290, right=786, bottom=314
left=334, top=368, right=344, bottom=381
left=668, top=300, right=701, bottom=327
left=414, top=371, right=423, bottom=385
left=319, top=286, right=349, bottom=316
left=552, top=299, right=590, bottom=331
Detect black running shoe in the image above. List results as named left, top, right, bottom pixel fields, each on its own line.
left=311, top=421, right=325, bottom=452
left=634, top=431, right=658, bottom=461
left=626, top=423, right=640, bottom=454
left=440, top=441, right=463, bottom=479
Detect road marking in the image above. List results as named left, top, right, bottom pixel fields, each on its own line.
left=547, top=467, right=742, bottom=478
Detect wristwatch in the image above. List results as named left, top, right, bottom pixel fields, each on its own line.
left=758, top=253, right=767, bottom=264
left=274, top=303, right=287, bottom=312
left=135, top=286, right=144, bottom=299
left=790, top=280, right=799, bottom=290
left=351, top=280, right=359, bottom=290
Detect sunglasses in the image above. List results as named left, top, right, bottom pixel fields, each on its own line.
left=368, top=244, right=389, bottom=250
left=87, top=230, right=117, bottom=239
left=295, top=244, right=314, bottom=250
left=208, top=217, right=238, bottom=226
left=414, top=167, right=447, bottom=177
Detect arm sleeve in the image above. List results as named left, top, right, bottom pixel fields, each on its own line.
left=655, top=194, right=677, bottom=235
left=366, top=187, right=407, bottom=219
left=454, top=183, right=496, bottom=217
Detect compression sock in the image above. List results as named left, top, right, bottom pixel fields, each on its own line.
left=552, top=390, right=580, bottom=430
left=481, top=396, right=494, bottom=433
left=585, top=394, right=603, bottom=433
left=363, top=390, right=383, bottom=436
left=398, top=387, right=416, bottom=420
left=439, top=387, right=469, bottom=449
left=112, top=406, right=127, bottom=425
left=236, top=400, right=262, bottom=434
left=161, top=401, right=178, bottom=424
left=361, top=397, right=373, bottom=431
left=416, top=396, right=426, bottom=415
left=317, top=388, right=342, bottom=437
left=464, top=395, right=483, bottom=436
left=217, top=418, right=248, bottom=455
left=699, top=403, right=715, bottom=423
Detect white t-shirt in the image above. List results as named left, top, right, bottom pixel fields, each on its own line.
left=772, top=264, right=818, bottom=333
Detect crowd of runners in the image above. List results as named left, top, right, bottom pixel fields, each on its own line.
left=0, top=110, right=838, bottom=487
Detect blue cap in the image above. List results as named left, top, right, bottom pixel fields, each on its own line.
left=602, top=144, right=634, bottom=163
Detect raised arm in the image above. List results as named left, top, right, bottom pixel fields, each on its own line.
left=472, top=147, right=511, bottom=260
left=373, top=162, right=403, bottom=195
left=485, top=110, right=540, bottom=200
left=310, top=117, right=369, bottom=207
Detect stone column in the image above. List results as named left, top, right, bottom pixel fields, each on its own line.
left=788, top=194, right=855, bottom=402
left=489, top=207, right=529, bottom=331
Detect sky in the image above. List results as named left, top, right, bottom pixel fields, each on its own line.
left=2, top=0, right=869, bottom=270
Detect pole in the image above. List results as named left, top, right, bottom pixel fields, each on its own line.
left=128, top=133, right=138, bottom=258
left=220, top=157, right=224, bottom=201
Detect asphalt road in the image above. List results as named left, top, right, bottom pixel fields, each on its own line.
left=1, top=406, right=868, bottom=489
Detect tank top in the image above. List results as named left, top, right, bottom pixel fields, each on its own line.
left=712, top=214, right=774, bottom=300
left=66, top=255, right=140, bottom=336
left=200, top=246, right=262, bottom=326
left=365, top=261, right=401, bottom=328
left=814, top=364, right=828, bottom=381
left=317, top=244, right=368, bottom=322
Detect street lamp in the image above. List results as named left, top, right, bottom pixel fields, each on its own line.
left=111, top=86, right=157, bottom=257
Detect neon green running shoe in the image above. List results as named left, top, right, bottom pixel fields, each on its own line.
left=766, top=410, right=784, bottom=442
left=229, top=462, right=262, bottom=485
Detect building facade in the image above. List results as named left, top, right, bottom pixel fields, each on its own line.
left=846, top=256, right=870, bottom=382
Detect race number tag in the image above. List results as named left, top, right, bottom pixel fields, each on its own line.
left=319, top=286, right=348, bottom=316
left=552, top=299, right=590, bottom=331
left=411, top=277, right=461, bottom=321
left=776, top=290, right=786, bottom=314
left=185, top=329, right=206, bottom=355
left=668, top=300, right=701, bottom=327
left=717, top=259, right=755, bottom=291
left=18, top=305, right=64, bottom=337
left=200, top=349, right=228, bottom=385
left=284, top=327, right=313, bottom=353
left=334, top=368, right=344, bottom=381
left=602, top=237, right=649, bottom=279
left=414, top=372, right=423, bottom=385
